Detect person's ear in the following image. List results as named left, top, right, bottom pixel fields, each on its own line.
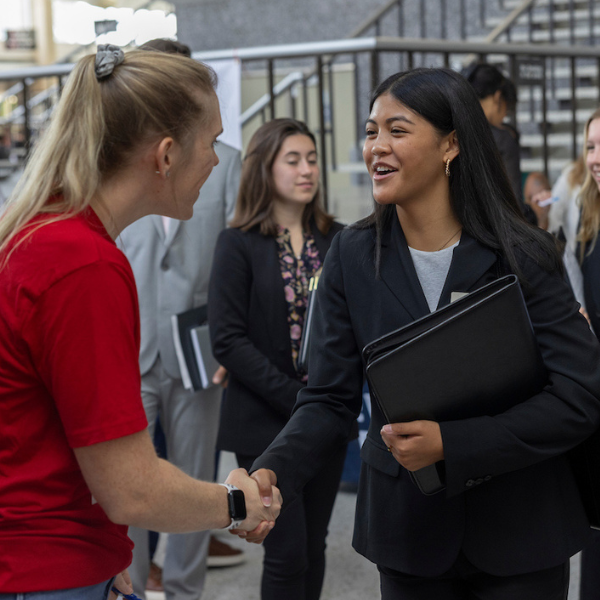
left=154, top=137, right=175, bottom=177
left=443, top=130, right=459, bottom=163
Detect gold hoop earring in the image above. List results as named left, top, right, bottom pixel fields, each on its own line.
left=445, top=159, right=451, bottom=177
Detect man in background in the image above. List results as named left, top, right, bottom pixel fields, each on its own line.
left=119, top=38, right=243, bottom=600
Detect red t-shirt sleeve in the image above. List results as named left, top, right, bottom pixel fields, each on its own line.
left=22, top=260, right=148, bottom=448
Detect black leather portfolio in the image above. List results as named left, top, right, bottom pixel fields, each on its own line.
left=363, top=273, right=600, bottom=528
left=363, top=275, right=548, bottom=495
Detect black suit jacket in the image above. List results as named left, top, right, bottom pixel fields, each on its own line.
left=254, top=215, right=600, bottom=577
left=582, top=240, right=600, bottom=340
left=208, top=220, right=345, bottom=456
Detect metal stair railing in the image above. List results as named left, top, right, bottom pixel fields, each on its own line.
left=1, top=84, right=59, bottom=125
left=0, top=0, right=173, bottom=148
left=0, top=0, right=507, bottom=171
left=236, top=0, right=511, bottom=174
left=486, top=0, right=598, bottom=98
left=1, top=37, right=598, bottom=206
left=461, top=0, right=537, bottom=73
left=469, top=0, right=599, bottom=169
left=491, top=0, right=596, bottom=46
left=235, top=0, right=404, bottom=174
left=240, top=71, right=305, bottom=126
left=187, top=35, right=600, bottom=200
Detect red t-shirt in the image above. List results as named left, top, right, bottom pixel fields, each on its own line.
left=0, top=208, right=148, bottom=592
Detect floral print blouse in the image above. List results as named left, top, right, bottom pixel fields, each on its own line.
left=276, top=226, right=322, bottom=381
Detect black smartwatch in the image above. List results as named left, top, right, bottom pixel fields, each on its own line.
left=219, top=483, right=247, bottom=530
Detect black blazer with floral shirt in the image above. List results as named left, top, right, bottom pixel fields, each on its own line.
left=208, top=218, right=345, bottom=457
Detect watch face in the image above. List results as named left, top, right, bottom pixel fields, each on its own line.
left=229, top=489, right=247, bottom=521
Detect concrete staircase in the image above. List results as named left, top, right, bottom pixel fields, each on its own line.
left=333, top=0, right=599, bottom=190
left=478, top=0, right=599, bottom=180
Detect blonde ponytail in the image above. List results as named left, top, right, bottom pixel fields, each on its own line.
left=0, top=49, right=216, bottom=263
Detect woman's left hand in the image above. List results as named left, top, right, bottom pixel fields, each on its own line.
left=380, top=421, right=444, bottom=471
left=108, top=569, right=133, bottom=600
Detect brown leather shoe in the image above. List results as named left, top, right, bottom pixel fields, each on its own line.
left=207, top=535, right=246, bottom=568
left=146, top=561, right=164, bottom=592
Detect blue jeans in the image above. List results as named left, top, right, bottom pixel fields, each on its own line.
left=0, top=578, right=114, bottom=600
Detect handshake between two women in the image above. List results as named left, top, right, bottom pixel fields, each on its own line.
left=224, top=467, right=282, bottom=544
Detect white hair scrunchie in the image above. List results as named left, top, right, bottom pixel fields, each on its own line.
left=95, top=44, right=125, bottom=80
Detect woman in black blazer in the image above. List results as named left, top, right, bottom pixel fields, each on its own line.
left=208, top=119, right=347, bottom=600
left=249, top=69, right=600, bottom=599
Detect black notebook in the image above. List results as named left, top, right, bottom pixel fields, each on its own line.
left=363, top=275, right=548, bottom=495
left=171, top=305, right=218, bottom=392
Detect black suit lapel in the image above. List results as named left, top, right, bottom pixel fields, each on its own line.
left=437, top=233, right=499, bottom=309
left=380, top=217, right=499, bottom=317
left=380, top=216, right=430, bottom=320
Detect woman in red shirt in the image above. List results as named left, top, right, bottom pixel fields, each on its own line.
left=0, top=45, right=280, bottom=600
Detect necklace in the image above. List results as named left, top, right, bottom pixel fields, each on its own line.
left=437, top=227, right=462, bottom=252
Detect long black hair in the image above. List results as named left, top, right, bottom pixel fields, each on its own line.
left=463, top=63, right=517, bottom=111
left=354, top=67, right=562, bottom=282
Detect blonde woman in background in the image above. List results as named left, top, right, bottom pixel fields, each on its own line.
left=0, top=46, right=280, bottom=600
left=580, top=108, right=600, bottom=336
left=576, top=104, right=600, bottom=600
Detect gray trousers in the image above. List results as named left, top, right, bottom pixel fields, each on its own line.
left=128, top=357, right=222, bottom=600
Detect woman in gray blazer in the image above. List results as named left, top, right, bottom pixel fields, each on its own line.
left=209, top=118, right=349, bottom=600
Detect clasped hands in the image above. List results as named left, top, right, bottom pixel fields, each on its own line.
left=221, top=421, right=444, bottom=543
left=224, top=467, right=281, bottom=544
left=380, top=420, right=444, bottom=471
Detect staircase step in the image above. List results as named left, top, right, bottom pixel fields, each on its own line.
left=516, top=107, right=596, bottom=126
left=519, top=131, right=584, bottom=148
left=485, top=7, right=596, bottom=29
left=469, top=23, right=600, bottom=44
left=515, top=85, right=598, bottom=102
left=521, top=157, right=573, bottom=173
left=467, top=54, right=597, bottom=72
left=503, top=0, right=595, bottom=9
left=525, top=63, right=597, bottom=79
